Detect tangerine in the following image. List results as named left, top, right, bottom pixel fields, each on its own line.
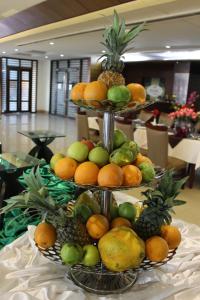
left=111, top=217, right=132, bottom=229
left=84, top=80, right=108, bottom=106
left=135, top=153, right=153, bottom=167
left=161, top=225, right=181, bottom=249
left=74, top=161, right=99, bottom=185
left=34, top=222, right=57, bottom=249
left=70, top=82, right=88, bottom=101
left=127, top=83, right=146, bottom=103
left=86, top=214, right=109, bottom=239
left=122, top=165, right=142, bottom=186
left=145, top=236, right=169, bottom=262
left=97, top=163, right=123, bottom=187
left=54, top=157, right=78, bottom=180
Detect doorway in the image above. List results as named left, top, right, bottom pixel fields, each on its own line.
left=7, top=67, right=32, bottom=113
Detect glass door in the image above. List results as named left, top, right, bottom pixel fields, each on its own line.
left=7, top=67, right=32, bottom=112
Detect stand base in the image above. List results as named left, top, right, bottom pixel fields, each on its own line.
left=69, top=267, right=138, bottom=295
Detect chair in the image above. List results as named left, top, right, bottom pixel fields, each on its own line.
left=146, top=122, right=187, bottom=172
left=138, top=109, right=154, bottom=123
left=115, top=117, right=134, bottom=140
left=76, top=110, right=90, bottom=140
left=158, top=112, right=173, bottom=127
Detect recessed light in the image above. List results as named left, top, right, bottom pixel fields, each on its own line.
left=165, top=45, right=171, bottom=49
left=60, top=54, right=64, bottom=57
left=49, top=42, right=54, bottom=45
left=102, top=50, right=106, bottom=53
left=45, top=56, right=48, bottom=59
left=14, top=48, right=18, bottom=51
left=2, top=51, right=6, bottom=54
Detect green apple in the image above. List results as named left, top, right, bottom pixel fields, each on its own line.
left=88, top=146, right=109, bottom=166
left=82, top=244, right=100, bottom=266
left=60, top=243, right=83, bottom=265
left=67, top=141, right=89, bottom=162
left=113, top=129, right=127, bottom=149
left=107, top=85, right=131, bottom=104
left=50, top=153, right=65, bottom=170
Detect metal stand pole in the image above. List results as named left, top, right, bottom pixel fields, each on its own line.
left=101, top=111, right=114, bottom=217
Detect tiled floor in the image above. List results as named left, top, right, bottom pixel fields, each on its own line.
left=0, top=112, right=200, bottom=226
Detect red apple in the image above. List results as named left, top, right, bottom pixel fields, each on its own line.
left=81, top=139, right=95, bottom=151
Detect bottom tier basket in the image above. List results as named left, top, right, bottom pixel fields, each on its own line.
left=37, top=241, right=176, bottom=295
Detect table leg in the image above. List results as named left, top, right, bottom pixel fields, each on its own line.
left=187, top=163, right=196, bottom=189
left=29, top=137, right=54, bottom=163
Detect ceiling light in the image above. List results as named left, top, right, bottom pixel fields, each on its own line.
left=60, top=54, right=64, bottom=57
left=45, top=56, right=48, bottom=59
left=102, top=50, right=106, bottom=53
left=165, top=45, right=171, bottom=49
left=49, top=42, right=54, bottom=45
left=2, top=51, right=6, bottom=54
left=14, top=48, right=18, bottom=51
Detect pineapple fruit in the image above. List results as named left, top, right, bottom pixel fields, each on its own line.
left=98, top=10, right=145, bottom=88
left=133, top=171, right=187, bottom=240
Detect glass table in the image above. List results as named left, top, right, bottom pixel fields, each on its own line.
left=0, top=152, right=43, bottom=228
left=18, top=130, right=65, bottom=163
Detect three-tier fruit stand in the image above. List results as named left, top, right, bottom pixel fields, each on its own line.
left=39, top=100, right=175, bottom=295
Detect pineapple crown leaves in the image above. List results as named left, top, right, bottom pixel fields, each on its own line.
left=0, top=167, right=68, bottom=227
left=99, top=10, right=146, bottom=72
left=141, top=170, right=187, bottom=220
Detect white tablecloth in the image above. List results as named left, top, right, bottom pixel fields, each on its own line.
left=1, top=191, right=200, bottom=299
left=134, top=127, right=200, bottom=169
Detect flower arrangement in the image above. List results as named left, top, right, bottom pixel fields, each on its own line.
left=169, top=106, right=198, bottom=123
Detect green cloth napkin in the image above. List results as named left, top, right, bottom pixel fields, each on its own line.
left=0, top=165, right=76, bottom=250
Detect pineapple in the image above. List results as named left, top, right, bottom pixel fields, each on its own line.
left=0, top=168, right=91, bottom=246
left=133, top=171, right=187, bottom=240
left=98, top=10, right=145, bottom=87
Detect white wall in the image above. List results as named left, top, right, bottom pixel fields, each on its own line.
left=37, top=60, right=51, bottom=112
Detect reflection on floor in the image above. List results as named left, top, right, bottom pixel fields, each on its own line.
left=0, top=112, right=200, bottom=226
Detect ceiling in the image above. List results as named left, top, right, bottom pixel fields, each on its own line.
left=1, top=0, right=200, bottom=61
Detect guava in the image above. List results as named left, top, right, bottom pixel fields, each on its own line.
left=121, top=141, right=139, bottom=160
left=139, top=162, right=155, bottom=182
left=109, top=148, right=134, bottom=166
left=113, top=129, right=127, bottom=149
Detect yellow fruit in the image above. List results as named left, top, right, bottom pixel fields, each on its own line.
left=161, top=225, right=181, bottom=249
left=97, top=163, right=123, bottom=187
left=111, top=217, right=132, bottom=229
left=145, top=236, right=169, bottom=262
left=127, top=83, right=146, bottom=103
left=54, top=157, right=78, bottom=180
left=135, top=153, right=153, bottom=167
left=84, top=80, right=108, bottom=106
left=86, top=214, right=109, bottom=239
left=122, top=165, right=142, bottom=186
left=74, top=161, right=99, bottom=185
left=70, top=82, right=88, bottom=101
left=34, top=223, right=57, bottom=249
left=98, top=226, right=145, bottom=272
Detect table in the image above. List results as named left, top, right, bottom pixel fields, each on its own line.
left=0, top=152, right=42, bottom=229
left=0, top=191, right=200, bottom=300
left=18, top=130, right=65, bottom=163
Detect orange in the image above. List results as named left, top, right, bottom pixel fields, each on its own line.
left=54, top=157, right=78, bottom=180
left=70, top=82, right=88, bottom=101
left=161, top=225, right=181, bottom=249
left=86, top=214, right=109, bottom=239
left=122, top=165, right=142, bottom=186
left=127, top=83, right=146, bottom=103
left=111, top=217, right=132, bottom=229
left=135, top=153, right=153, bottom=167
left=145, top=236, right=169, bottom=262
left=34, top=223, right=57, bottom=249
left=84, top=80, right=108, bottom=106
left=74, top=161, right=99, bottom=185
left=97, top=163, right=123, bottom=187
